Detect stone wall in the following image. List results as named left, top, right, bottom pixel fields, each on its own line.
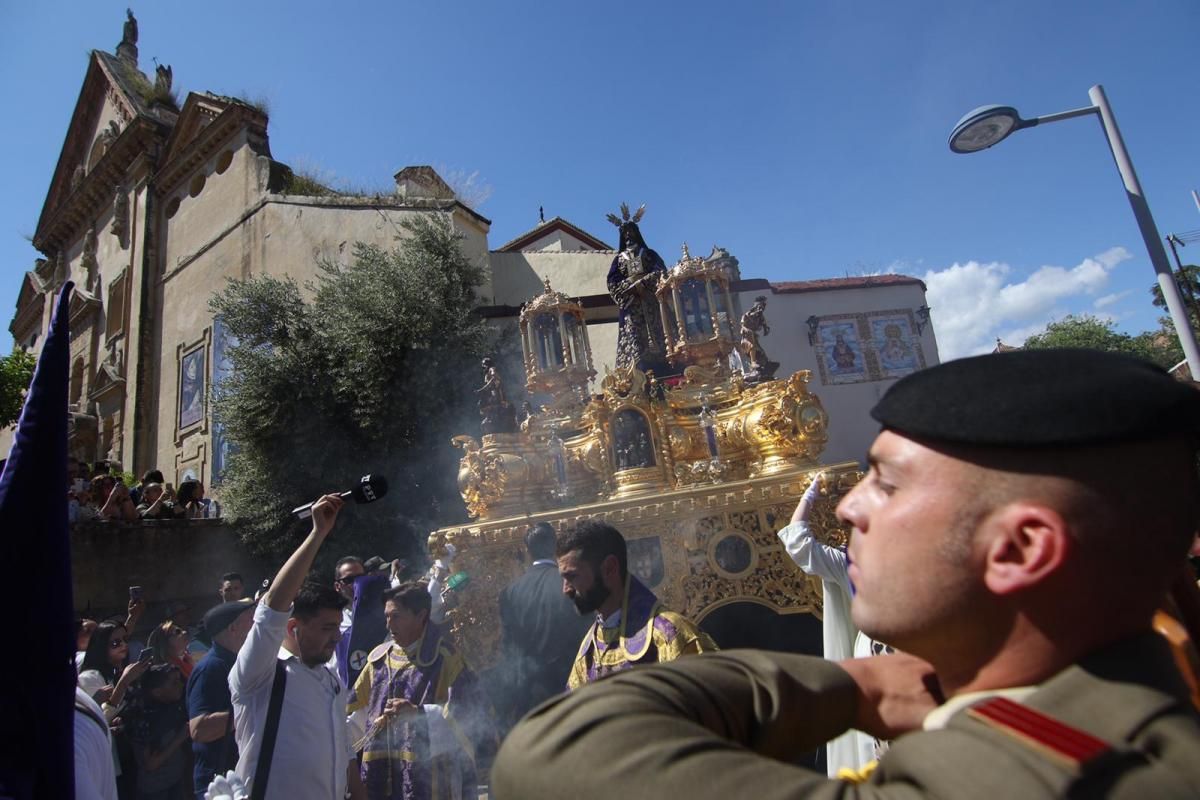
left=71, top=518, right=272, bottom=623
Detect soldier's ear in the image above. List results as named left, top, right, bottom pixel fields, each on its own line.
left=981, top=502, right=1072, bottom=596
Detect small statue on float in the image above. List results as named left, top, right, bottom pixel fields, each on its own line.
left=476, top=357, right=516, bottom=435
left=518, top=401, right=536, bottom=433
left=739, top=296, right=780, bottom=382
left=606, top=203, right=670, bottom=376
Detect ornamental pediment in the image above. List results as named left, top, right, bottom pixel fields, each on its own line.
left=35, top=50, right=174, bottom=254
left=68, top=288, right=102, bottom=324
left=157, top=93, right=269, bottom=195
left=88, top=360, right=125, bottom=402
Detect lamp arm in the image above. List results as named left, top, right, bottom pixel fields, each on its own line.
left=1019, top=104, right=1098, bottom=130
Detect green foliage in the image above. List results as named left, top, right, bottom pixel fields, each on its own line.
left=0, top=349, right=37, bottom=428
left=235, top=93, right=271, bottom=117
left=1150, top=264, right=1200, bottom=312
left=209, top=216, right=506, bottom=566
left=282, top=170, right=336, bottom=197
left=1023, top=314, right=1180, bottom=369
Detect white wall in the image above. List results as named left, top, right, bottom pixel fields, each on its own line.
left=734, top=283, right=938, bottom=465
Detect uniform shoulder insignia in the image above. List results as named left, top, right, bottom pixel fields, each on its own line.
left=368, top=642, right=393, bottom=663
left=966, top=696, right=1110, bottom=772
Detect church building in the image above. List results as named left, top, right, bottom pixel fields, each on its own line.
left=7, top=12, right=939, bottom=490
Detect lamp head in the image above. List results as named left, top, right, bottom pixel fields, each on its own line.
left=949, top=104, right=1023, bottom=153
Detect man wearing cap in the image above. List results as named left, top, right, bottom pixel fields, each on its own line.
left=186, top=599, right=254, bottom=798
left=493, top=349, right=1200, bottom=798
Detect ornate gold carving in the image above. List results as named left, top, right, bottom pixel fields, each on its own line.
left=434, top=462, right=861, bottom=668
left=519, top=279, right=594, bottom=410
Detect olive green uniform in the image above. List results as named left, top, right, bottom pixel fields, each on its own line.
left=493, top=632, right=1200, bottom=798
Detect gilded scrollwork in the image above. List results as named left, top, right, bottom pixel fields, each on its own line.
left=433, top=462, right=862, bottom=668
left=440, top=263, right=863, bottom=663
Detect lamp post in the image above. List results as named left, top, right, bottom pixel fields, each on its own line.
left=949, top=84, right=1200, bottom=377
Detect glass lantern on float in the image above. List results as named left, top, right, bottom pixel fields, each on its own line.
left=656, top=243, right=738, bottom=371
left=549, top=424, right=570, bottom=500
left=519, top=278, right=596, bottom=412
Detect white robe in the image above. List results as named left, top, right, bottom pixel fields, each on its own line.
left=777, top=520, right=881, bottom=775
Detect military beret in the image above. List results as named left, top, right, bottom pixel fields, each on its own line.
left=200, top=599, right=254, bottom=638
left=871, top=348, right=1200, bottom=447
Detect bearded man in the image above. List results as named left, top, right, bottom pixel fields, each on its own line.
left=556, top=519, right=716, bottom=689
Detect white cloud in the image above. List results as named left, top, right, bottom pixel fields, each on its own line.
left=1094, top=290, right=1130, bottom=309
left=923, top=247, right=1132, bottom=359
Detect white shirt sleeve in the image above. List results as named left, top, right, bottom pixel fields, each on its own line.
left=230, top=602, right=289, bottom=699
left=777, top=520, right=851, bottom=593
left=74, top=689, right=117, bottom=800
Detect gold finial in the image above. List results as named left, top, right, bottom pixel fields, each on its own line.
left=681, top=242, right=691, bottom=261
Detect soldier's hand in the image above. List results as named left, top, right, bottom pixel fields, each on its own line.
left=838, top=652, right=943, bottom=739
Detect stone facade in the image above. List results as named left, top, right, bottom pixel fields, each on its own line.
left=7, top=13, right=939, bottom=493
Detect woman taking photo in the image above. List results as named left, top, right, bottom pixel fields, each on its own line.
left=78, top=620, right=151, bottom=799
left=174, top=479, right=205, bottom=519
left=145, top=621, right=194, bottom=678
left=78, top=621, right=151, bottom=719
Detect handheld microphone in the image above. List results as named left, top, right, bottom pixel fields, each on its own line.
left=291, top=474, right=389, bottom=519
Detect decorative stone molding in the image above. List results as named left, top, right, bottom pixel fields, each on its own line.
left=111, top=184, right=129, bottom=247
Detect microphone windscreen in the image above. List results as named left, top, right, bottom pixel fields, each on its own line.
left=351, top=474, right=389, bottom=504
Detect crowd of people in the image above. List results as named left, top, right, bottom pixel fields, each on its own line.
left=67, top=461, right=220, bottom=524
left=69, top=349, right=1200, bottom=799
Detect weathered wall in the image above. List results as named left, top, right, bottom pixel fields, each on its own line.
left=490, top=250, right=614, bottom=305
left=154, top=176, right=493, bottom=487
left=71, top=519, right=272, bottom=620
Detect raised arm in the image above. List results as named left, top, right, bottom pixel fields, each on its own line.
left=264, top=494, right=344, bottom=612
left=777, top=473, right=851, bottom=590
left=232, top=494, right=344, bottom=696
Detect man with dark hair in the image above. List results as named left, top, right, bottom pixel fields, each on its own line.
left=335, top=557, right=366, bottom=599
left=347, top=581, right=496, bottom=799
left=131, top=469, right=165, bottom=506
left=229, top=494, right=365, bottom=799
left=331, top=554, right=394, bottom=689
left=218, top=573, right=244, bottom=603
left=187, top=599, right=254, bottom=797
left=495, top=349, right=1200, bottom=799
left=496, top=522, right=592, bottom=724
left=557, top=519, right=715, bottom=689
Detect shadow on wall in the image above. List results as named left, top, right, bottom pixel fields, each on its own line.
left=71, top=519, right=273, bottom=621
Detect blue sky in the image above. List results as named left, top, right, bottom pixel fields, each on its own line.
left=2, top=1, right=1198, bottom=358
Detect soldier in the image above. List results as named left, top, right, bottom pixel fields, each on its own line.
left=494, top=348, right=1200, bottom=798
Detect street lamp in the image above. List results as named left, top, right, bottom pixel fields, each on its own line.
left=949, top=85, right=1200, bottom=377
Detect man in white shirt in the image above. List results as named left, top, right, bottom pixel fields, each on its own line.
left=74, top=687, right=117, bottom=800
left=228, top=494, right=366, bottom=799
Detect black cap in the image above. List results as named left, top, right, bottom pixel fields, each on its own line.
left=872, top=349, right=1200, bottom=447
left=201, top=599, right=254, bottom=639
